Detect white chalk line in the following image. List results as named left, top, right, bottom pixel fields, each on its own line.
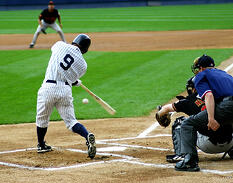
left=224, top=61, right=233, bottom=73
left=98, top=141, right=171, bottom=152
left=137, top=122, right=160, bottom=138
left=0, top=159, right=125, bottom=171
left=116, top=159, right=233, bottom=175
left=1, top=157, right=233, bottom=174
left=0, top=145, right=232, bottom=175
left=97, top=134, right=171, bottom=143
left=0, top=147, right=136, bottom=171
left=1, top=145, right=232, bottom=175
left=97, top=146, right=127, bottom=152
left=66, top=148, right=135, bottom=160
left=0, top=148, right=36, bottom=154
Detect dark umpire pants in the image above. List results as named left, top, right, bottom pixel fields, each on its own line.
left=180, top=97, right=233, bottom=155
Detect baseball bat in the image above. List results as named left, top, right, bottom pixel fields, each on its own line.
left=80, top=83, right=116, bottom=115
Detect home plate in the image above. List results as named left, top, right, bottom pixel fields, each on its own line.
left=97, top=146, right=127, bottom=152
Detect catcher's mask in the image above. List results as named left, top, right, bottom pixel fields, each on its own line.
left=72, top=34, right=91, bottom=54
left=191, top=55, right=215, bottom=74
left=186, top=76, right=195, bottom=95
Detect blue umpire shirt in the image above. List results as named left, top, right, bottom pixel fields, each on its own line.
left=194, top=68, right=233, bottom=100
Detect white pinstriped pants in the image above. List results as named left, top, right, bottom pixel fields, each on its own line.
left=36, top=82, right=78, bottom=130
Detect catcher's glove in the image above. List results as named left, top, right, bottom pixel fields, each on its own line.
left=155, top=105, right=171, bottom=128
left=41, top=28, right=47, bottom=34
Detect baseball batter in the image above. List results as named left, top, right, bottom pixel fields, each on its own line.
left=36, top=34, right=96, bottom=159
left=29, top=1, right=66, bottom=48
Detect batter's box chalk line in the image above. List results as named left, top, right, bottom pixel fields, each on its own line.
left=0, top=140, right=232, bottom=174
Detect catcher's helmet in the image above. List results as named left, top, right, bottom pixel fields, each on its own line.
left=72, top=34, right=91, bottom=54
left=186, top=76, right=195, bottom=95
left=191, top=55, right=215, bottom=74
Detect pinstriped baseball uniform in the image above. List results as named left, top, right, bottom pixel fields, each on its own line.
left=36, top=41, right=87, bottom=130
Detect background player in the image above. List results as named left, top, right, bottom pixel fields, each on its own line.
left=36, top=33, right=96, bottom=159
left=156, top=77, right=233, bottom=163
left=29, top=1, right=66, bottom=48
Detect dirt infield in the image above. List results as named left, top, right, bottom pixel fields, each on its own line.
left=1, top=30, right=233, bottom=183
left=1, top=29, right=233, bottom=51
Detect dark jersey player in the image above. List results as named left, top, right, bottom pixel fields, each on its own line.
left=29, top=1, right=66, bottom=48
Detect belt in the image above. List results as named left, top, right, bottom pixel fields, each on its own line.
left=215, top=96, right=233, bottom=103
left=46, top=80, right=69, bottom=86
left=223, top=96, right=233, bottom=101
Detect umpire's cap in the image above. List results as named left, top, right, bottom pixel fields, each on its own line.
left=72, top=34, right=91, bottom=54
left=191, top=55, right=215, bottom=74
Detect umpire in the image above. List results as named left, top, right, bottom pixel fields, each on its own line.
left=175, top=55, right=233, bottom=172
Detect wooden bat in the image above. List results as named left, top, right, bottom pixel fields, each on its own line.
left=80, top=83, right=116, bottom=115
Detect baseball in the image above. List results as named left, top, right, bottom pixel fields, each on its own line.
left=82, top=98, right=89, bottom=104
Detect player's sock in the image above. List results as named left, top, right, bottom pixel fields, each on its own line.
left=37, top=126, right=48, bottom=145
left=72, top=123, right=88, bottom=140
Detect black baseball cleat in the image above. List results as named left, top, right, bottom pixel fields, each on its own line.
left=175, top=154, right=200, bottom=172
left=37, top=142, right=52, bottom=153
left=166, top=154, right=184, bottom=163
left=41, top=29, right=47, bottom=34
left=29, top=44, right=34, bottom=48
left=87, top=133, right=96, bottom=159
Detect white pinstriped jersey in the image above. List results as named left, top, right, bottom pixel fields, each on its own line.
left=36, top=41, right=87, bottom=130
left=43, top=41, right=87, bottom=85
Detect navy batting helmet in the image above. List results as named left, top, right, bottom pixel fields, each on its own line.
left=72, top=34, right=91, bottom=54
left=191, top=55, right=215, bottom=74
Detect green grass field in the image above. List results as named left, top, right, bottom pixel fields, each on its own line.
left=1, top=3, right=233, bottom=124
left=1, top=49, right=233, bottom=124
left=0, top=3, right=233, bottom=34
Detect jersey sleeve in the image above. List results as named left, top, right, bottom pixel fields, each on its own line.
left=39, top=10, right=45, bottom=20
left=173, top=99, right=190, bottom=113
left=55, top=9, right=60, bottom=18
left=194, top=72, right=212, bottom=99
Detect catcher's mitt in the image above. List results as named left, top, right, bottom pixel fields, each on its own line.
left=155, top=105, right=171, bottom=127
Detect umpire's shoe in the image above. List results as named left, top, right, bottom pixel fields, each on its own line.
left=175, top=154, right=200, bottom=172
left=37, top=142, right=52, bottom=153
left=87, top=133, right=96, bottom=159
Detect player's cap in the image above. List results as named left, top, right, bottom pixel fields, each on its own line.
left=72, top=34, right=91, bottom=54
left=48, top=1, right=54, bottom=5
left=191, top=55, right=215, bottom=74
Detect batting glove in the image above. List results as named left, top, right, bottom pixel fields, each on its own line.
left=72, top=79, right=82, bottom=87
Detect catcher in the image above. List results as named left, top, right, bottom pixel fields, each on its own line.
left=155, top=77, right=233, bottom=163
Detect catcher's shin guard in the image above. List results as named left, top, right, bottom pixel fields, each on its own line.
left=172, top=116, right=186, bottom=156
